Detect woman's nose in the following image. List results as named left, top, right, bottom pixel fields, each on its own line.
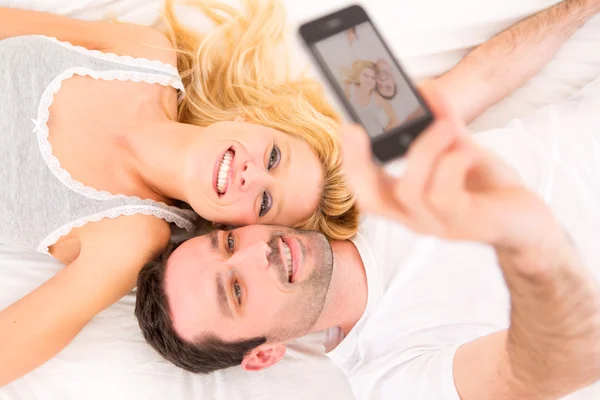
left=239, top=162, right=268, bottom=191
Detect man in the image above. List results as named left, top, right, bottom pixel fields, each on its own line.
left=135, top=1, right=600, bottom=399
left=135, top=80, right=600, bottom=399
left=374, top=58, right=397, bottom=100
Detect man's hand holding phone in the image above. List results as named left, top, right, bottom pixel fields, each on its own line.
left=341, top=83, right=571, bottom=273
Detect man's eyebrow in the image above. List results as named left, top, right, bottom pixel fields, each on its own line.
left=216, top=273, right=233, bottom=319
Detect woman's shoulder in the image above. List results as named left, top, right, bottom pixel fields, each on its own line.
left=101, top=23, right=177, bottom=67
left=78, top=213, right=172, bottom=257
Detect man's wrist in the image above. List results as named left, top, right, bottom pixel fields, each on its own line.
left=566, top=0, right=600, bottom=20
left=494, top=222, right=576, bottom=281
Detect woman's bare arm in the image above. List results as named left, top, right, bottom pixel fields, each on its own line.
left=433, top=0, right=600, bottom=124
left=0, top=7, right=175, bottom=64
left=0, top=215, right=170, bottom=386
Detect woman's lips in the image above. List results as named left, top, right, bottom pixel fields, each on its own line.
left=213, top=148, right=235, bottom=197
left=213, top=148, right=228, bottom=196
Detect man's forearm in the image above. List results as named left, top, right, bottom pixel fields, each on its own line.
left=435, top=0, right=598, bottom=123
left=497, top=231, right=600, bottom=399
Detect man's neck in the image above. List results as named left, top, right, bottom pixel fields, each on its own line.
left=312, top=240, right=368, bottom=335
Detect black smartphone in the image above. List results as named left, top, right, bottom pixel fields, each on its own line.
left=299, top=5, right=433, bottom=163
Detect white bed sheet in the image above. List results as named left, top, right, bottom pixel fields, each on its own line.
left=1, top=1, right=599, bottom=399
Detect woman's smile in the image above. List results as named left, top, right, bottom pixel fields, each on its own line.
left=214, top=147, right=236, bottom=197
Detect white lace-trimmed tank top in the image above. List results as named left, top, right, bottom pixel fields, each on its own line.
left=0, top=35, right=197, bottom=254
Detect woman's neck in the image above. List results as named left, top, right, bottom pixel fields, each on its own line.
left=123, top=119, right=204, bottom=203
left=354, top=85, right=373, bottom=103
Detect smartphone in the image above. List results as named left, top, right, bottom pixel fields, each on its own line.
left=299, top=5, right=433, bottom=163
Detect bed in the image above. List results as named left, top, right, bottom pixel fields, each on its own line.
left=1, top=1, right=599, bottom=399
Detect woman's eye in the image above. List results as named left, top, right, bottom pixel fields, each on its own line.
left=268, top=145, right=281, bottom=170
left=233, top=281, right=243, bottom=304
left=259, top=191, right=272, bottom=218
left=227, top=233, right=235, bottom=252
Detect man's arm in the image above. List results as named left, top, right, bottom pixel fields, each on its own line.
left=340, top=83, right=600, bottom=400
left=433, top=0, right=600, bottom=123
left=454, top=231, right=600, bottom=400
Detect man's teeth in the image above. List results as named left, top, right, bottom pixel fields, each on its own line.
left=282, top=242, right=293, bottom=282
left=217, top=150, right=233, bottom=194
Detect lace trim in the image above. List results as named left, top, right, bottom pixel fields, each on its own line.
left=34, top=66, right=197, bottom=223
left=41, top=35, right=180, bottom=77
left=37, top=205, right=196, bottom=254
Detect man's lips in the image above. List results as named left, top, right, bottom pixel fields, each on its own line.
left=281, top=237, right=301, bottom=283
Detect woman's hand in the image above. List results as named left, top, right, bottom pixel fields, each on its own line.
left=341, top=84, right=562, bottom=254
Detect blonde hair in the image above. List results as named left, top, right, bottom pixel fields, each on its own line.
left=343, top=60, right=377, bottom=86
left=162, top=0, right=358, bottom=240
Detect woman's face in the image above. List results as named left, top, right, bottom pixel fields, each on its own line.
left=183, top=121, right=324, bottom=227
left=359, top=67, right=376, bottom=91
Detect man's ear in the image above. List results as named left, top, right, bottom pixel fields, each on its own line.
left=241, top=344, right=286, bottom=372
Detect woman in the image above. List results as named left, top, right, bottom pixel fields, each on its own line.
left=0, top=0, right=357, bottom=385
left=343, top=60, right=401, bottom=135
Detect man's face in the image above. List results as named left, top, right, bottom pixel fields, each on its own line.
left=376, top=60, right=397, bottom=99
left=163, top=225, right=334, bottom=346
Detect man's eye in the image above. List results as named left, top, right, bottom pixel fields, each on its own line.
left=227, top=233, right=235, bottom=252
left=233, top=281, right=243, bottom=304
left=268, top=145, right=281, bottom=170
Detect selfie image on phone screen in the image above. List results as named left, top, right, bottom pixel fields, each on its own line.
left=313, top=22, right=425, bottom=137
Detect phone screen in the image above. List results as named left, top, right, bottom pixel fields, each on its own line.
left=313, top=22, right=425, bottom=138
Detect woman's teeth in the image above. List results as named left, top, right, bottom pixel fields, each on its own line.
left=217, top=150, right=233, bottom=194
left=282, top=242, right=293, bottom=282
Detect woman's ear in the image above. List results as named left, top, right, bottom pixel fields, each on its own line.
left=234, top=115, right=245, bottom=123
left=241, top=344, right=286, bottom=372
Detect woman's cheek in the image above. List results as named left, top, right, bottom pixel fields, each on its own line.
left=238, top=199, right=257, bottom=225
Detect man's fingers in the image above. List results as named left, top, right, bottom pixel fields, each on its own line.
left=465, top=144, right=522, bottom=191
left=340, top=124, right=387, bottom=211
left=418, top=81, right=467, bottom=129
left=391, top=120, right=460, bottom=232
left=399, top=120, right=461, bottom=202
left=340, top=124, right=372, bottom=164
left=426, top=140, right=478, bottom=228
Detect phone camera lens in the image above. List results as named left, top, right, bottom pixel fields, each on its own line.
left=399, top=134, right=412, bottom=147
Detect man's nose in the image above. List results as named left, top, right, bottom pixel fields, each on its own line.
left=239, top=162, right=268, bottom=192
left=227, top=242, right=271, bottom=271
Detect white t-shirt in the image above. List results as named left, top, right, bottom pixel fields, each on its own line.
left=325, top=77, right=600, bottom=399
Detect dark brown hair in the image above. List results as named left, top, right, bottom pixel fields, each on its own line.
left=135, top=242, right=266, bottom=374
